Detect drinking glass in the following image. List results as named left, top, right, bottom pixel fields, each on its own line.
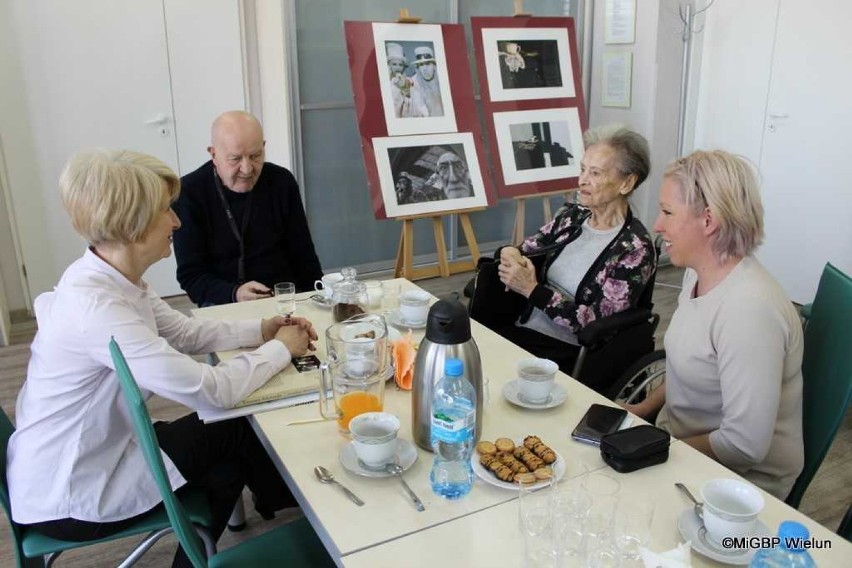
left=551, top=479, right=591, bottom=562
left=582, top=473, right=620, bottom=540
left=519, top=476, right=557, bottom=536
left=274, top=282, right=295, bottom=316
left=381, top=281, right=401, bottom=312
left=364, top=280, right=383, bottom=310
left=613, top=496, right=655, bottom=562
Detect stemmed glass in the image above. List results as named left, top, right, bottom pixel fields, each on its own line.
left=274, top=282, right=296, bottom=316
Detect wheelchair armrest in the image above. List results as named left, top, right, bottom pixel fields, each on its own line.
left=577, top=307, right=654, bottom=349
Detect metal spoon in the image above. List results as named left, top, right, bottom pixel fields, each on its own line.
left=675, top=482, right=704, bottom=519
left=385, top=463, right=425, bottom=512
left=314, top=465, right=365, bottom=506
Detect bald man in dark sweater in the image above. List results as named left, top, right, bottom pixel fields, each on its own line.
left=174, top=111, right=323, bottom=306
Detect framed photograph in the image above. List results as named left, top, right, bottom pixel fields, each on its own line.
left=481, top=27, right=575, bottom=102
left=372, top=133, right=488, bottom=218
left=373, top=23, right=457, bottom=136
left=601, top=51, right=632, bottom=108
left=493, top=108, right=584, bottom=185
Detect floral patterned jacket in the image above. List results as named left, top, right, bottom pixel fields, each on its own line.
left=513, top=203, right=656, bottom=333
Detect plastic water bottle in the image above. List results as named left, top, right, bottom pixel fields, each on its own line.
left=749, top=521, right=816, bottom=567
left=430, top=358, right=476, bottom=499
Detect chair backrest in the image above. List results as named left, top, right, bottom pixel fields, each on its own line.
left=786, top=263, right=852, bottom=508
left=0, top=407, right=30, bottom=568
left=109, top=338, right=208, bottom=568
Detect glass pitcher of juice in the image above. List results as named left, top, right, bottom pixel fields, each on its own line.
left=318, top=313, right=388, bottom=434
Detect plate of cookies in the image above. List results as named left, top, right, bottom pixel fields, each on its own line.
left=472, top=435, right=565, bottom=490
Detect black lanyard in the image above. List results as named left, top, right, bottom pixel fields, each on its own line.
left=213, top=172, right=253, bottom=284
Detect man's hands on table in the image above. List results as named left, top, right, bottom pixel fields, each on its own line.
left=237, top=280, right=273, bottom=302
left=261, top=315, right=318, bottom=357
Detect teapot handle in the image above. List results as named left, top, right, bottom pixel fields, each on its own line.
left=318, top=362, right=339, bottom=420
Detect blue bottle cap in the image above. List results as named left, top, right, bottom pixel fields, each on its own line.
left=778, top=520, right=809, bottom=550
left=444, top=358, right=464, bottom=376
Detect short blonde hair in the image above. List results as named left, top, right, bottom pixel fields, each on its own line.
left=664, top=150, right=764, bottom=262
left=60, top=149, right=179, bottom=245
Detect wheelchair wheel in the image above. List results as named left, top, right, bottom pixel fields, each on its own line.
left=607, top=350, right=666, bottom=404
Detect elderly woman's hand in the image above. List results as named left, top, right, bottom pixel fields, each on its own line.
left=498, top=254, right=537, bottom=298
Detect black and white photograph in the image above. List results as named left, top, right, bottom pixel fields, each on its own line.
left=373, top=23, right=457, bottom=136
left=482, top=27, right=575, bottom=102
left=372, top=133, right=487, bottom=218
left=494, top=108, right=583, bottom=185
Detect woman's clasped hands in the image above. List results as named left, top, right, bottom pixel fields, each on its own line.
left=261, top=315, right=318, bottom=357
left=498, top=247, right=537, bottom=298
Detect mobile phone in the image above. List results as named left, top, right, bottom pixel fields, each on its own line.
left=571, top=403, right=628, bottom=446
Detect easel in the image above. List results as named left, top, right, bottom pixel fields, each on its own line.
left=394, top=208, right=484, bottom=281
left=512, top=0, right=532, bottom=17
left=511, top=188, right=576, bottom=245
left=389, top=9, right=483, bottom=280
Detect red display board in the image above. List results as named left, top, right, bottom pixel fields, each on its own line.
left=471, top=17, right=588, bottom=198
left=344, top=21, right=496, bottom=220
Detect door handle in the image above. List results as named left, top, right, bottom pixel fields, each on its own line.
left=145, top=114, right=170, bottom=125
left=767, top=112, right=789, bottom=119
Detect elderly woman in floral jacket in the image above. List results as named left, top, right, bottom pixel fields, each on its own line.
left=496, top=126, right=657, bottom=382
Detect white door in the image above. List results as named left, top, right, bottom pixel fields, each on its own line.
left=756, top=0, right=852, bottom=303
left=8, top=0, right=182, bottom=298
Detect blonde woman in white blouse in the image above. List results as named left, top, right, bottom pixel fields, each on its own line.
left=6, top=149, right=319, bottom=566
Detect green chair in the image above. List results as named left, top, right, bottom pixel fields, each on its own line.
left=109, top=337, right=335, bottom=568
left=785, top=263, right=852, bottom=509
left=0, top=407, right=215, bottom=568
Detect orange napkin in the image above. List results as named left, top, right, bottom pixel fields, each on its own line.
left=392, top=330, right=416, bottom=390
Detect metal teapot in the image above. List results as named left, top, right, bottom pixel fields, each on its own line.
left=411, top=299, right=483, bottom=451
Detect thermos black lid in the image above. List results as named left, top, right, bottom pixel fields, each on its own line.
left=424, top=300, right=471, bottom=345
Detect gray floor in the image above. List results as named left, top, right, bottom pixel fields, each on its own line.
left=0, top=265, right=848, bottom=566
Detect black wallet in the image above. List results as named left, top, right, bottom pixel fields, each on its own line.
left=600, top=425, right=671, bottom=473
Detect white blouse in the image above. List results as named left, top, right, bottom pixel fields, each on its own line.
left=7, top=249, right=292, bottom=523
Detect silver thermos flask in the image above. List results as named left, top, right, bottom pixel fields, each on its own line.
left=412, top=299, right=483, bottom=451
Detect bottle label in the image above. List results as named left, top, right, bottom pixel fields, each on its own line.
left=431, top=408, right=475, bottom=444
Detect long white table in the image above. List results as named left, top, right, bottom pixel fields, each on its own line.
left=193, top=279, right=851, bottom=567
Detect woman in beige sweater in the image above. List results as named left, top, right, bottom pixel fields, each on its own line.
left=628, top=150, right=803, bottom=499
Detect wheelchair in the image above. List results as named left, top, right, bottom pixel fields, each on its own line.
left=606, top=348, right=666, bottom=404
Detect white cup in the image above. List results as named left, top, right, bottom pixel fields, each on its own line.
left=398, top=290, right=430, bottom=324
left=314, top=272, right=343, bottom=298
left=700, top=478, right=764, bottom=545
left=516, top=358, right=558, bottom=403
left=349, top=412, right=400, bottom=467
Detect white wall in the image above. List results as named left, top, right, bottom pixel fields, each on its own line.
left=587, top=0, right=685, bottom=228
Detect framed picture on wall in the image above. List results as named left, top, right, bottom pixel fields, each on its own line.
left=480, top=27, right=575, bottom=102
left=493, top=107, right=584, bottom=185
left=372, top=23, right=457, bottom=136
left=372, top=133, right=488, bottom=218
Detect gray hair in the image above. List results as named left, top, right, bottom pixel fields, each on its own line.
left=664, top=150, right=764, bottom=262
left=583, top=125, right=651, bottom=192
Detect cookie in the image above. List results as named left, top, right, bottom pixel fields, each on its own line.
left=514, top=472, right=537, bottom=484
left=494, top=437, right=515, bottom=452
left=476, top=440, right=497, bottom=455
left=533, top=466, right=553, bottom=480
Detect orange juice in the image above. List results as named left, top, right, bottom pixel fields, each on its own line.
left=338, top=391, right=383, bottom=432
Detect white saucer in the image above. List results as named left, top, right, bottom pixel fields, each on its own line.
left=339, top=438, right=418, bottom=478
left=472, top=441, right=566, bottom=491
left=386, top=310, right=427, bottom=330
left=677, top=508, right=770, bottom=565
left=310, top=294, right=333, bottom=309
left=502, top=380, right=568, bottom=409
